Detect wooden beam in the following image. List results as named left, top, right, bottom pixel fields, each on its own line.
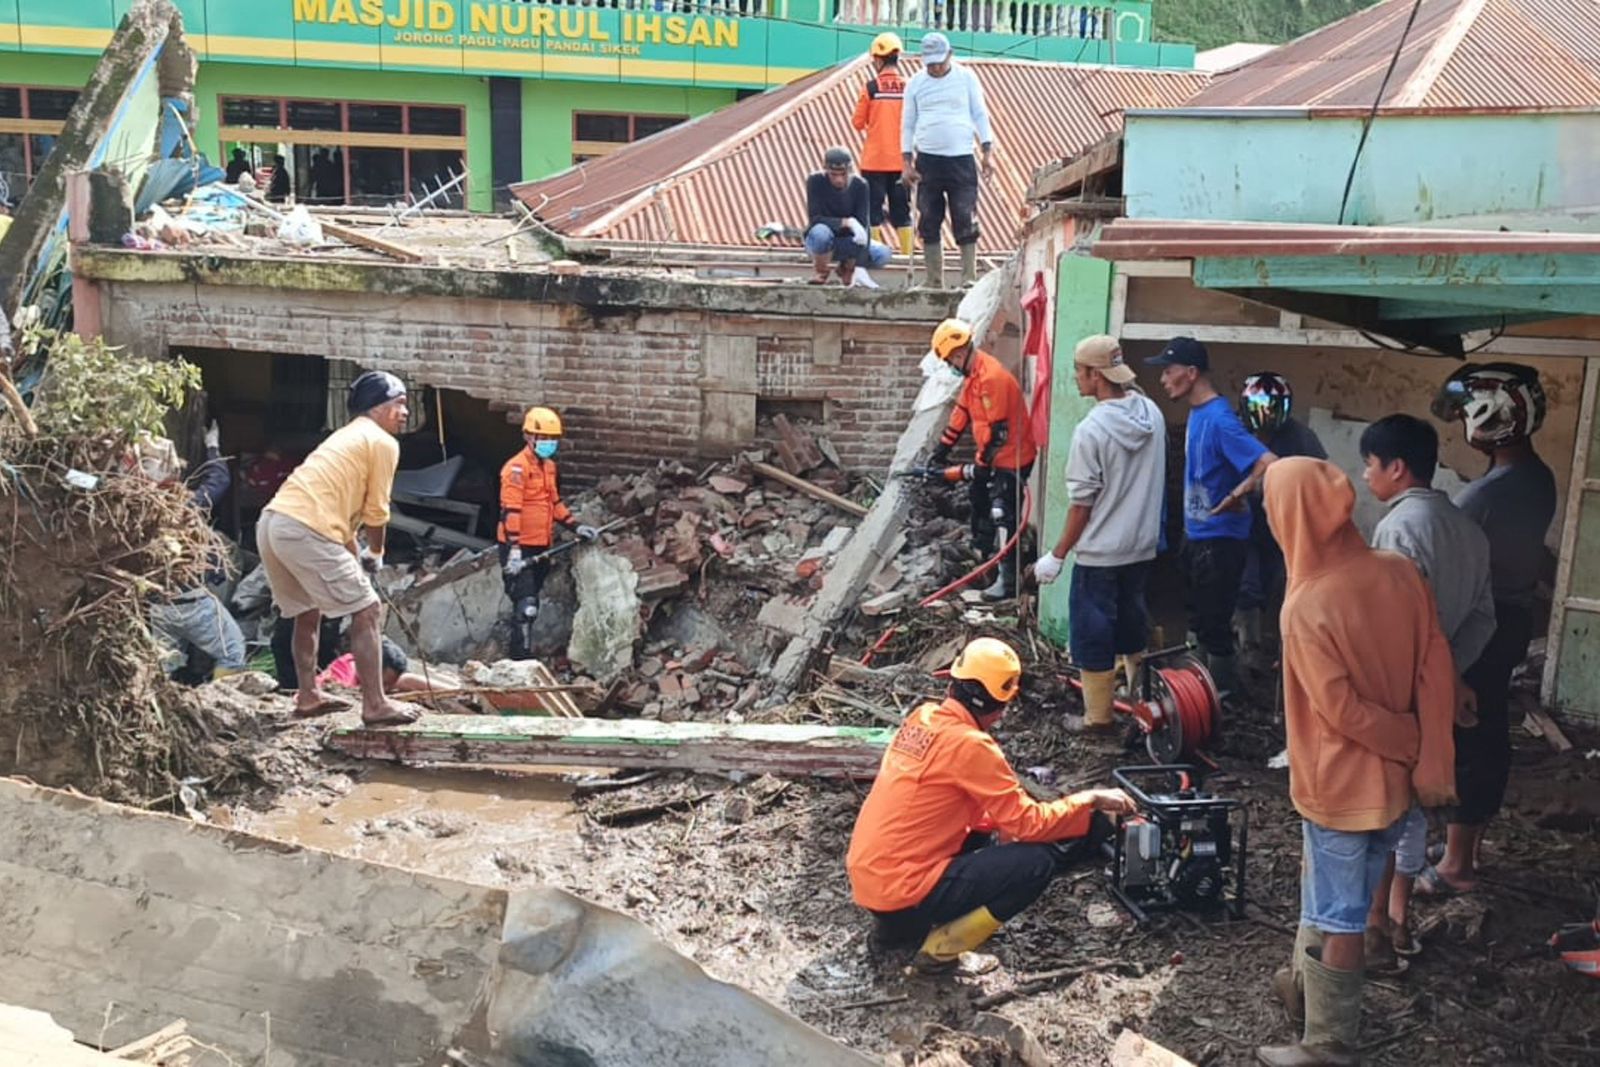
left=1543, top=356, right=1599, bottom=712
left=1028, top=133, right=1123, bottom=201
left=316, top=217, right=427, bottom=264
left=326, top=715, right=893, bottom=779
left=750, top=461, right=868, bottom=518
left=1109, top=1030, right=1197, bottom=1067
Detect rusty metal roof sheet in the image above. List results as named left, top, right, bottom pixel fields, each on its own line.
left=512, top=59, right=1208, bottom=254
left=1184, top=0, right=1600, bottom=111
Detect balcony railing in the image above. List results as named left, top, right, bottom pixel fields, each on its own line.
left=834, top=1, right=1114, bottom=37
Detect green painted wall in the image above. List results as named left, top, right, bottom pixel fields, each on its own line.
left=1037, top=252, right=1112, bottom=647
left=520, top=79, right=734, bottom=185
left=1, top=51, right=98, bottom=85
left=195, top=61, right=493, bottom=211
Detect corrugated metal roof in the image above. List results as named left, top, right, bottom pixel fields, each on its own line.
left=512, top=59, right=1208, bottom=254
left=1185, top=0, right=1600, bottom=110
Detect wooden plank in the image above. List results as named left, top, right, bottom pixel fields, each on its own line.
left=701, top=391, right=757, bottom=449
left=1109, top=1029, right=1197, bottom=1067
left=1522, top=704, right=1575, bottom=752
left=326, top=715, right=893, bottom=779
left=1543, top=357, right=1600, bottom=710
left=527, top=660, right=583, bottom=719
left=318, top=217, right=427, bottom=263
left=1027, top=132, right=1122, bottom=201
left=751, top=461, right=867, bottom=517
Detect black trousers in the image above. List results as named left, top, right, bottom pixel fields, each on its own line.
left=1455, top=601, right=1534, bottom=825
left=913, top=152, right=980, bottom=246
left=863, top=169, right=911, bottom=228
left=1183, top=537, right=1249, bottom=658
left=498, top=543, right=551, bottom=661
left=871, top=812, right=1113, bottom=946
left=968, top=463, right=1031, bottom=559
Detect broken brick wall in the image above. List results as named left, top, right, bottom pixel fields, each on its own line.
left=94, top=281, right=940, bottom=483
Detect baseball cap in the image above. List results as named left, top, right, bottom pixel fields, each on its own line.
left=921, top=32, right=952, bottom=64
left=823, top=146, right=853, bottom=170
left=1075, top=335, right=1137, bottom=385
left=1145, top=336, right=1209, bottom=371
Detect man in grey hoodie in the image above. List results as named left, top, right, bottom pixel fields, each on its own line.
left=1034, top=335, right=1167, bottom=731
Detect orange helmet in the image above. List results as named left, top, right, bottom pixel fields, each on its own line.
left=931, top=318, right=974, bottom=362
left=870, top=32, right=903, bottom=58
left=950, top=637, right=1021, bottom=704
left=522, top=406, right=563, bottom=436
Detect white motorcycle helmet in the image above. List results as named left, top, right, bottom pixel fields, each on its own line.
left=1431, top=362, right=1545, bottom=451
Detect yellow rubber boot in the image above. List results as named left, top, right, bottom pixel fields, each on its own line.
left=912, top=907, right=1002, bottom=974
left=897, top=225, right=914, bottom=256
left=1118, top=649, right=1145, bottom=694
left=1080, top=668, right=1118, bottom=728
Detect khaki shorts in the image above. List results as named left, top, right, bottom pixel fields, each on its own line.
left=257, top=510, right=377, bottom=620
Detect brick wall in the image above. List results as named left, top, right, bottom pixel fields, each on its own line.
left=98, top=281, right=937, bottom=484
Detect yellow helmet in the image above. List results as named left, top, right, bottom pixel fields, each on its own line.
left=870, top=32, right=903, bottom=58
left=931, top=318, right=974, bottom=362
left=522, top=406, right=563, bottom=436
left=950, top=637, right=1021, bottom=704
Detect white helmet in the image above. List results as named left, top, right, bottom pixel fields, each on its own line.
left=1432, top=362, right=1545, bottom=450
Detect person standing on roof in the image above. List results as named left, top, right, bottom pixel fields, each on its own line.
left=1235, top=371, right=1327, bottom=656
left=901, top=32, right=993, bottom=289
left=1419, top=363, right=1556, bottom=899
left=803, top=146, right=892, bottom=286
left=846, top=637, right=1135, bottom=975
left=498, top=407, right=598, bottom=661
left=852, top=33, right=914, bottom=258
left=1032, top=336, right=1166, bottom=733
left=1145, top=337, right=1277, bottom=697
left=257, top=371, right=418, bottom=726
left=916, top=318, right=1036, bottom=600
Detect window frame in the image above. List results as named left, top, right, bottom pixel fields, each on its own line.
left=570, top=110, right=688, bottom=163
left=0, top=85, right=79, bottom=194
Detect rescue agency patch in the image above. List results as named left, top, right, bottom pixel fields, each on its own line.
left=892, top=723, right=934, bottom=760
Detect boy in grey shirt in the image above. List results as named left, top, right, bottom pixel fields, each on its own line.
left=1359, top=414, right=1494, bottom=970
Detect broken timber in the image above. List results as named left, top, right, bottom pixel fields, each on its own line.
left=750, top=461, right=869, bottom=518
left=769, top=259, right=1019, bottom=694
left=327, top=715, right=892, bottom=778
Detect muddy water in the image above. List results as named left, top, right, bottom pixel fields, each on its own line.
left=235, top=765, right=585, bottom=887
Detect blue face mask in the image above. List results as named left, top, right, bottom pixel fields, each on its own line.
left=534, top=439, right=559, bottom=460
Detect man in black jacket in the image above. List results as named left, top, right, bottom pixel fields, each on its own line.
left=803, top=146, right=891, bottom=286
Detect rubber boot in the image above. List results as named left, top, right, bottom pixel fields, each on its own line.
left=1271, top=925, right=1324, bottom=1025
left=897, top=225, right=914, bottom=257
left=1079, top=668, right=1118, bottom=729
left=959, top=243, right=977, bottom=286
left=981, top=529, right=1012, bottom=600
left=912, top=907, right=1002, bottom=975
left=922, top=241, right=944, bottom=288
left=1257, top=949, right=1362, bottom=1067
left=1117, top=649, right=1146, bottom=694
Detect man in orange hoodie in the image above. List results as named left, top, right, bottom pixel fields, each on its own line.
left=1258, top=458, right=1457, bottom=1067
left=846, top=637, right=1134, bottom=974
left=851, top=33, right=913, bottom=256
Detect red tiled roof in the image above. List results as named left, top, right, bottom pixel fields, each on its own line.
left=1184, top=0, right=1600, bottom=110
left=512, top=58, right=1209, bottom=254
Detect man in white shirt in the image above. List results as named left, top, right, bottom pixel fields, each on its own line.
left=900, top=32, right=994, bottom=289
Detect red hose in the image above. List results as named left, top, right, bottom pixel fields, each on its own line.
left=862, top=485, right=1033, bottom=665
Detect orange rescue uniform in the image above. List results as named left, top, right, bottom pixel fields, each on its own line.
left=851, top=67, right=906, bottom=174
left=497, top=448, right=573, bottom=549
left=846, top=698, right=1094, bottom=912
left=939, top=350, right=1038, bottom=472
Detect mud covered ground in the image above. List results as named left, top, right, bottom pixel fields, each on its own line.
left=226, top=661, right=1600, bottom=1066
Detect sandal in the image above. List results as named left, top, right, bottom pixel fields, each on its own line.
left=1415, top=862, right=1476, bottom=897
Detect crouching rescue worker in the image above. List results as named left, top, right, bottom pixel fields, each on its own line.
left=922, top=318, right=1037, bottom=600
left=498, top=406, right=597, bottom=660
left=846, top=637, right=1136, bottom=974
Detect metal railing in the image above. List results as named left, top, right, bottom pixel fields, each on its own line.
left=534, top=0, right=793, bottom=15
left=833, top=0, right=1112, bottom=37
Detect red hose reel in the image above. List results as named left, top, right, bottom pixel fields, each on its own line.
left=1068, top=649, right=1220, bottom=762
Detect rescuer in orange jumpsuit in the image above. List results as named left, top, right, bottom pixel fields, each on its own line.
left=846, top=637, right=1135, bottom=974
left=919, top=317, right=1038, bottom=599
left=851, top=32, right=913, bottom=256
left=498, top=406, right=596, bottom=660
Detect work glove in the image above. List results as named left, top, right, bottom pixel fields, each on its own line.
left=1032, top=551, right=1065, bottom=585
left=203, top=420, right=220, bottom=449
left=504, top=546, right=526, bottom=576
left=358, top=546, right=383, bottom=575
left=575, top=524, right=600, bottom=542
left=928, top=443, right=952, bottom=468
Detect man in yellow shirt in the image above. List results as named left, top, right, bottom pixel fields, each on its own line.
left=258, top=370, right=419, bottom=726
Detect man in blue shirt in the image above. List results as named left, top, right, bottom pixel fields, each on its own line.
left=1145, top=337, right=1277, bottom=695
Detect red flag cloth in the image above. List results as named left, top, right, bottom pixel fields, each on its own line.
left=1022, top=270, right=1053, bottom=449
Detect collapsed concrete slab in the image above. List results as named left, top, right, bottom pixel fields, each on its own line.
left=0, top=779, right=873, bottom=1066
left=567, top=548, right=642, bottom=681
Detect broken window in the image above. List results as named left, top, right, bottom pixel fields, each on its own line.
left=571, top=111, right=688, bottom=164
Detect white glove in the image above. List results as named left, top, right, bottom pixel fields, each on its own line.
left=575, top=524, right=600, bottom=542
left=843, top=217, right=866, bottom=243
left=504, top=546, right=525, bottom=576
left=1033, top=551, right=1065, bottom=585
left=203, top=420, right=220, bottom=449
left=358, top=546, right=383, bottom=575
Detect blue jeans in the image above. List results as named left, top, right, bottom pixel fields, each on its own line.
left=1300, top=816, right=1407, bottom=935
left=151, top=589, right=247, bottom=672
left=803, top=223, right=891, bottom=268
left=1067, top=561, right=1151, bottom=672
